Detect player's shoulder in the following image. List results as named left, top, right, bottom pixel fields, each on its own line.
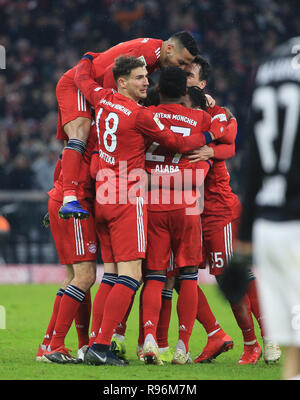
left=132, top=38, right=163, bottom=60
left=135, top=37, right=162, bottom=48
left=255, top=36, right=300, bottom=87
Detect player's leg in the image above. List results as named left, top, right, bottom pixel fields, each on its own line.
left=246, top=270, right=281, bottom=362
left=59, top=116, right=91, bottom=219
left=42, top=198, right=98, bottom=363
left=85, top=259, right=142, bottom=366
left=36, top=264, right=74, bottom=361
left=89, top=262, right=117, bottom=346
left=168, top=208, right=201, bottom=365
left=193, top=244, right=233, bottom=363
left=156, top=273, right=175, bottom=362
left=43, top=260, right=97, bottom=363
left=142, top=269, right=166, bottom=365
left=209, top=220, right=261, bottom=364
left=253, top=219, right=300, bottom=378
left=172, top=265, right=198, bottom=365
left=141, top=210, right=171, bottom=365
left=111, top=292, right=135, bottom=363
left=85, top=200, right=146, bottom=366
left=55, top=76, right=92, bottom=219
left=74, top=287, right=92, bottom=361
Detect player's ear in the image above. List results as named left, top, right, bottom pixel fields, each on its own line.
left=118, top=76, right=127, bottom=89
left=199, top=80, right=207, bottom=89
left=166, top=42, right=175, bottom=55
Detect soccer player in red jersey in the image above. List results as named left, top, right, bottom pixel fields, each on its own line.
left=185, top=56, right=273, bottom=365
left=72, top=54, right=231, bottom=366
left=148, top=85, right=235, bottom=364
left=140, top=68, right=236, bottom=365
left=40, top=123, right=99, bottom=364
left=56, top=32, right=199, bottom=219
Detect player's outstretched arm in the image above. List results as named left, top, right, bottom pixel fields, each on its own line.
left=74, top=56, right=104, bottom=106
left=136, top=109, right=214, bottom=154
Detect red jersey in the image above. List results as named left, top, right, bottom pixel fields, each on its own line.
left=64, top=38, right=163, bottom=89
left=74, top=58, right=213, bottom=205
left=201, top=117, right=242, bottom=235
left=49, top=123, right=97, bottom=202
left=145, top=103, right=217, bottom=211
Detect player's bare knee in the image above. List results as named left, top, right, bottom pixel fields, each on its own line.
left=72, top=261, right=96, bottom=291
left=63, top=264, right=74, bottom=288
left=64, top=117, right=91, bottom=142
left=164, top=275, right=175, bottom=290
left=180, top=266, right=198, bottom=274
left=146, top=269, right=166, bottom=277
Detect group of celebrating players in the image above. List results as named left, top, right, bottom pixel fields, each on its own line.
left=35, top=31, right=281, bottom=367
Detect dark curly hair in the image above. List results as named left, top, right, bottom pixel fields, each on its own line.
left=186, top=86, right=207, bottom=110
left=159, top=66, right=187, bottom=99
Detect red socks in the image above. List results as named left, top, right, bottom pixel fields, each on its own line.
left=42, top=288, right=65, bottom=347
left=196, top=286, right=221, bottom=334
left=142, top=275, right=166, bottom=341
left=95, top=276, right=139, bottom=346
left=177, top=272, right=198, bottom=352
left=61, top=139, right=86, bottom=200
left=231, top=294, right=257, bottom=344
left=49, top=285, right=85, bottom=350
left=75, top=289, right=91, bottom=349
left=156, top=289, right=173, bottom=348
left=247, top=278, right=265, bottom=337
left=115, top=294, right=135, bottom=336
left=89, top=273, right=117, bottom=346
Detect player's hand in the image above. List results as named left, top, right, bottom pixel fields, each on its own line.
left=42, top=212, right=50, bottom=228
left=186, top=145, right=214, bottom=163
left=205, top=94, right=216, bottom=108
left=218, top=246, right=252, bottom=304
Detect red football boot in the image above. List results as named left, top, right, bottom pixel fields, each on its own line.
left=238, top=342, right=262, bottom=365
left=194, top=330, right=234, bottom=363
left=41, top=345, right=78, bottom=364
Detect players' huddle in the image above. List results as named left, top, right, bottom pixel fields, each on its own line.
left=36, top=31, right=281, bottom=367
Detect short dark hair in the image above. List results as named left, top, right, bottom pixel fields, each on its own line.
left=171, top=31, right=199, bottom=57
left=159, top=66, right=187, bottom=99
left=186, top=86, right=207, bottom=111
left=113, top=56, right=146, bottom=82
left=143, top=85, right=160, bottom=106
left=193, top=55, right=211, bottom=82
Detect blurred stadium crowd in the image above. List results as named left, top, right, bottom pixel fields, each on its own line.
left=0, top=0, right=299, bottom=193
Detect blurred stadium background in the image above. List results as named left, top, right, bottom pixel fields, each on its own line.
left=0, top=0, right=299, bottom=277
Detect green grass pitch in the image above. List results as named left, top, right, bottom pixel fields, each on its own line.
left=0, top=283, right=282, bottom=381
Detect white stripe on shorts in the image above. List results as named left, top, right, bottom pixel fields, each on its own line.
left=74, top=219, right=85, bottom=256
left=136, top=197, right=145, bottom=253
left=77, top=89, right=87, bottom=111
left=224, top=222, right=233, bottom=264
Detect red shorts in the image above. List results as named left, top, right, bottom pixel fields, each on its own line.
left=49, top=198, right=98, bottom=265
left=95, top=197, right=147, bottom=263
left=200, top=218, right=240, bottom=275
left=56, top=74, right=92, bottom=141
left=146, top=208, right=202, bottom=271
